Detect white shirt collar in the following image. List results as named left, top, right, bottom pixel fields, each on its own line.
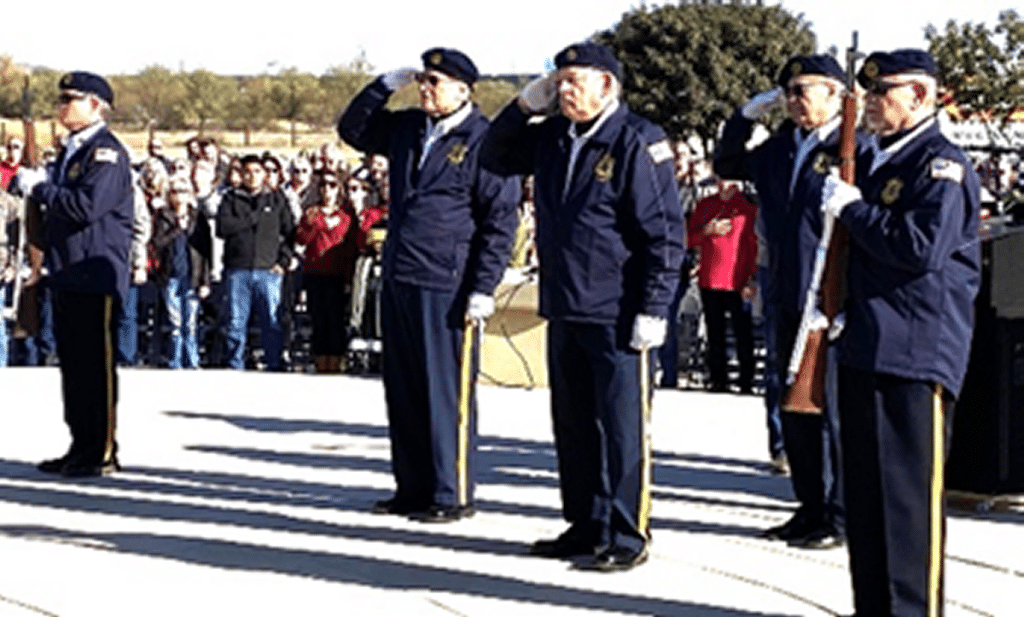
left=869, top=116, right=937, bottom=176
left=567, top=99, right=620, bottom=141
left=793, top=115, right=841, bottom=149
left=426, top=102, right=473, bottom=138
left=64, top=121, right=106, bottom=150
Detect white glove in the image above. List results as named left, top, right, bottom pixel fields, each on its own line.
left=741, top=87, right=785, bottom=120
left=466, top=293, right=495, bottom=322
left=821, top=170, right=862, bottom=219
left=829, top=311, right=846, bottom=341
left=630, top=314, right=667, bottom=351
left=17, top=166, right=48, bottom=195
left=518, top=73, right=558, bottom=115
left=381, top=67, right=418, bottom=91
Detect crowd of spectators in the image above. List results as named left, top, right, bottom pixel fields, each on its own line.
left=1, top=132, right=1023, bottom=381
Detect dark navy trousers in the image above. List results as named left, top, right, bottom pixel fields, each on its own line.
left=53, top=289, right=119, bottom=466
left=776, top=310, right=844, bottom=534
left=380, top=279, right=477, bottom=508
left=547, top=319, right=652, bottom=552
left=839, top=366, right=953, bottom=617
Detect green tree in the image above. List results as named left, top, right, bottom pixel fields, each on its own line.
left=113, top=65, right=185, bottom=130
left=225, top=75, right=274, bottom=146
left=319, top=51, right=374, bottom=127
left=927, top=10, right=1024, bottom=143
left=180, top=69, right=236, bottom=136
left=598, top=0, right=814, bottom=151
left=269, top=68, right=323, bottom=146
left=473, top=78, right=521, bottom=118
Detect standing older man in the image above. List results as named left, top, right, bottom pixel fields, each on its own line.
left=31, top=72, right=134, bottom=477
left=715, top=55, right=862, bottom=550
left=338, top=48, right=519, bottom=523
left=482, top=41, right=684, bottom=571
left=822, top=49, right=980, bottom=617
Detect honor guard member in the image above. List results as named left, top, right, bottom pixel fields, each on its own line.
left=338, top=48, right=519, bottom=523
left=32, top=72, right=134, bottom=477
left=822, top=49, right=981, bottom=617
left=715, top=54, right=863, bottom=550
left=482, top=42, right=684, bottom=571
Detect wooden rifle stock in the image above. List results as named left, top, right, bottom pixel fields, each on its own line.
left=782, top=37, right=859, bottom=413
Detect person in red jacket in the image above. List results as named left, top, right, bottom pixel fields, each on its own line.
left=688, top=177, right=758, bottom=393
left=296, top=168, right=358, bottom=373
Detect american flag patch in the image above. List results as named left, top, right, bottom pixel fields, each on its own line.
left=930, top=158, right=963, bottom=183
left=647, top=140, right=673, bottom=164
left=94, top=147, right=118, bottom=164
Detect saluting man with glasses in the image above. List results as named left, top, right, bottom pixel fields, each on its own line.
left=715, top=55, right=868, bottom=552
left=338, top=48, right=519, bottom=523
left=30, top=72, right=134, bottom=477
left=822, top=49, right=981, bottom=617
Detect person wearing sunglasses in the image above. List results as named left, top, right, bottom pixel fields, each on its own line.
left=482, top=41, right=685, bottom=572
left=820, top=48, right=981, bottom=617
left=339, top=47, right=519, bottom=524
left=715, top=54, right=865, bottom=552
left=29, top=71, right=134, bottom=478
left=295, top=169, right=358, bottom=374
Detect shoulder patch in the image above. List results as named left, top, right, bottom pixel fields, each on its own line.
left=94, top=147, right=119, bottom=164
left=647, top=140, right=673, bottom=164
left=930, top=158, right=963, bottom=183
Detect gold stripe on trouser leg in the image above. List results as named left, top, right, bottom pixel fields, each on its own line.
left=103, top=295, right=116, bottom=462
left=928, top=383, right=944, bottom=617
left=456, top=319, right=475, bottom=507
left=637, top=348, right=653, bottom=538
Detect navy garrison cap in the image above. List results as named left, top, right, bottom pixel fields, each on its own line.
left=58, top=71, right=114, bottom=106
left=857, top=49, right=938, bottom=88
left=776, top=55, right=845, bottom=87
left=554, top=42, right=623, bottom=82
left=421, top=48, right=479, bottom=85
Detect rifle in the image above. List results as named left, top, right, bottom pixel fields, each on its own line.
left=11, top=74, right=44, bottom=336
left=782, top=34, right=862, bottom=412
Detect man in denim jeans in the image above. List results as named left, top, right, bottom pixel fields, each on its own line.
left=215, top=154, right=295, bottom=370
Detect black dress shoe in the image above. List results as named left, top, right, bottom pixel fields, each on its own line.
left=61, top=458, right=120, bottom=478
left=761, top=511, right=814, bottom=541
left=37, top=456, right=70, bottom=474
left=788, top=526, right=845, bottom=550
left=412, top=503, right=476, bottom=523
left=577, top=544, right=649, bottom=572
left=530, top=526, right=602, bottom=559
left=371, top=497, right=426, bottom=515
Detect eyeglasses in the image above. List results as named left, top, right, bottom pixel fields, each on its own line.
left=292, top=168, right=311, bottom=174
left=347, top=184, right=366, bottom=193
left=784, top=82, right=827, bottom=98
left=322, top=182, right=339, bottom=188
left=864, top=80, right=912, bottom=96
left=415, top=72, right=450, bottom=87
left=57, top=93, right=87, bottom=105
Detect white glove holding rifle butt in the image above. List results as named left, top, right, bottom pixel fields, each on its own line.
left=821, top=169, right=862, bottom=219
left=466, top=292, right=495, bottom=322
left=741, top=86, right=785, bottom=120
left=381, top=67, right=418, bottom=91
left=518, top=73, right=559, bottom=115
left=630, top=314, right=667, bottom=351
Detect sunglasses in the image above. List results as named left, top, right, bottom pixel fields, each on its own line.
left=415, top=72, right=449, bottom=87
left=865, top=81, right=912, bottom=96
left=57, top=93, right=87, bottom=105
left=784, top=83, right=825, bottom=98
left=347, top=184, right=366, bottom=193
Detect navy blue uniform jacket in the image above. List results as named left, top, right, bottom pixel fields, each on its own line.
left=337, top=78, right=519, bottom=295
left=714, top=111, right=870, bottom=317
left=32, top=124, right=133, bottom=301
left=838, top=119, right=980, bottom=397
left=481, top=102, right=684, bottom=326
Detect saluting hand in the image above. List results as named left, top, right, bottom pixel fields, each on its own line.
left=381, top=67, right=418, bottom=91
left=518, top=73, right=558, bottom=115
left=741, top=87, right=785, bottom=120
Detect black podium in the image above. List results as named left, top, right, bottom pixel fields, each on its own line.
left=947, top=225, right=1024, bottom=494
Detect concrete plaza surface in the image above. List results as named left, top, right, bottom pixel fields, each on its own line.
left=0, top=368, right=1020, bottom=617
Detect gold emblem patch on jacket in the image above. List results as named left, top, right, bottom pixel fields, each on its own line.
left=812, top=152, right=834, bottom=174
left=67, top=163, right=81, bottom=181
left=447, top=143, right=468, bottom=165
left=594, top=153, right=615, bottom=181
left=881, top=177, right=903, bottom=205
